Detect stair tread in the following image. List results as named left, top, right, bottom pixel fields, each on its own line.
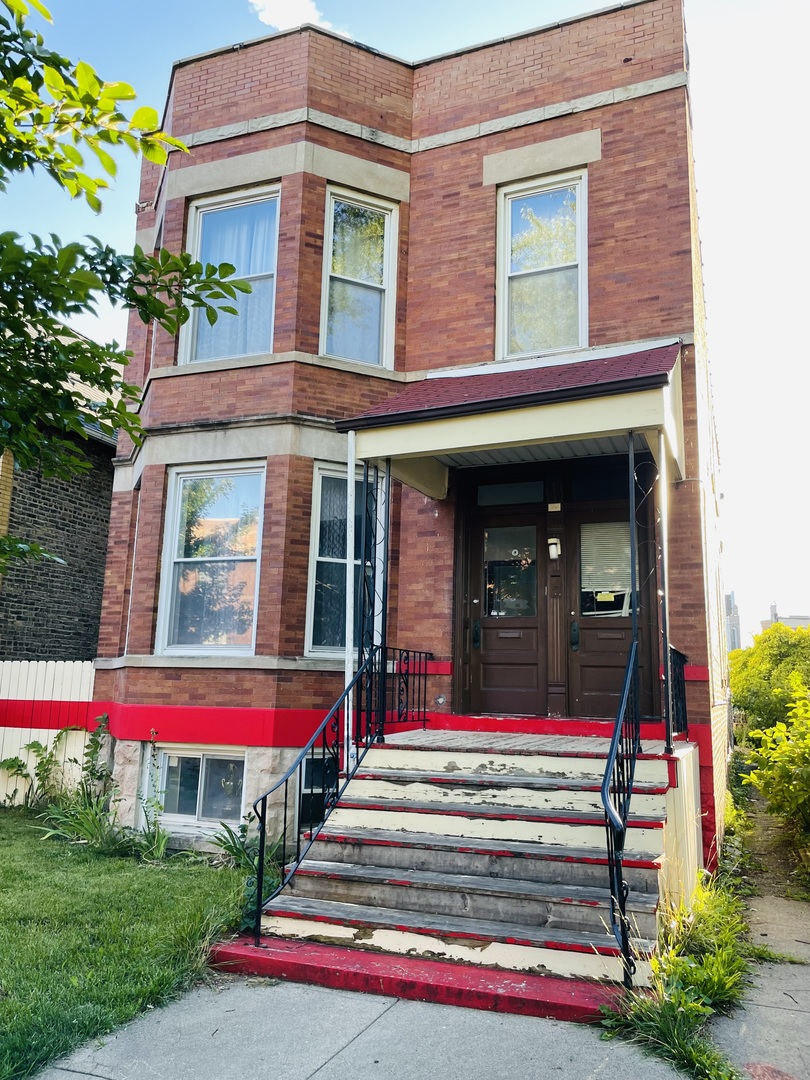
left=315, top=824, right=663, bottom=866
left=355, top=767, right=667, bottom=794
left=264, top=894, right=655, bottom=954
left=293, top=859, right=658, bottom=911
left=336, top=795, right=665, bottom=825
left=381, top=730, right=672, bottom=759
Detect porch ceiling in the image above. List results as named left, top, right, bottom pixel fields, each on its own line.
left=339, top=343, right=684, bottom=498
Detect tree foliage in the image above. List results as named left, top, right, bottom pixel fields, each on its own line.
left=0, top=0, right=249, bottom=569
left=745, top=674, right=810, bottom=831
left=729, top=623, right=810, bottom=727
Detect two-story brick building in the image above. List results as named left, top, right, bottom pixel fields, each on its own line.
left=93, top=0, right=727, bottom=1001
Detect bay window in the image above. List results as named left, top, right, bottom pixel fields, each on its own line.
left=321, top=189, right=397, bottom=367
left=187, top=189, right=279, bottom=363
left=157, top=464, right=265, bottom=654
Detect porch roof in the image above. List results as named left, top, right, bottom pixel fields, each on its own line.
left=337, top=343, right=680, bottom=430
left=338, top=342, right=685, bottom=498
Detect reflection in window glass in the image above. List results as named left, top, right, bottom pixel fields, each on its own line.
left=325, top=196, right=390, bottom=365
left=505, top=181, right=582, bottom=356
left=484, top=526, right=537, bottom=617
left=165, top=470, right=263, bottom=650
left=161, top=754, right=244, bottom=822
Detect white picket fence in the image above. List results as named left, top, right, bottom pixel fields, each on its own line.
left=0, top=661, right=96, bottom=805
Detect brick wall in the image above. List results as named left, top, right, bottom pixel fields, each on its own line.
left=0, top=437, right=114, bottom=660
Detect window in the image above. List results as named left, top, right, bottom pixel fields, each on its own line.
left=306, top=465, right=364, bottom=654
left=186, top=190, right=279, bottom=363
left=321, top=189, right=397, bottom=367
left=498, top=172, right=587, bottom=359
left=157, top=465, right=265, bottom=654
left=580, top=521, right=637, bottom=617
left=157, top=750, right=245, bottom=825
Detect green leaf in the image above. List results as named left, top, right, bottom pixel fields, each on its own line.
left=129, top=105, right=159, bottom=132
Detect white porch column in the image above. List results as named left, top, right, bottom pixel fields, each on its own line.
left=344, top=430, right=357, bottom=770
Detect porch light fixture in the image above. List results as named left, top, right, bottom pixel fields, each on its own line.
left=547, top=537, right=562, bottom=561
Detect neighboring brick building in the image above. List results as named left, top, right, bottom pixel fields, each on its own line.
left=95, top=0, right=727, bottom=865
left=0, top=434, right=115, bottom=660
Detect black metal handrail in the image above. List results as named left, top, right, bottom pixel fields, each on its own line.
left=600, top=639, right=640, bottom=989
left=669, top=645, right=688, bottom=736
left=251, top=645, right=431, bottom=944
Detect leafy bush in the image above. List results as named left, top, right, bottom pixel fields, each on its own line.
left=745, top=675, right=810, bottom=831
left=730, top=624, right=810, bottom=727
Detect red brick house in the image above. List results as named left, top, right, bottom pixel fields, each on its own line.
left=94, top=0, right=728, bottom=1004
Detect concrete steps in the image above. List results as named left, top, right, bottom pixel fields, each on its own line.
left=252, top=727, right=670, bottom=1005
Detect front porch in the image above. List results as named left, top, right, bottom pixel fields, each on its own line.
left=215, top=340, right=711, bottom=1013
left=218, top=717, right=702, bottom=1019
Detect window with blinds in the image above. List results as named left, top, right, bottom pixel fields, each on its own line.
left=580, top=521, right=637, bottom=617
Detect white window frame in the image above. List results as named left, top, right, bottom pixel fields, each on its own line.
left=319, top=186, right=398, bottom=369
left=496, top=170, right=588, bottom=361
left=180, top=186, right=280, bottom=365
left=305, top=462, right=369, bottom=658
left=146, top=745, right=246, bottom=832
left=155, top=462, right=266, bottom=656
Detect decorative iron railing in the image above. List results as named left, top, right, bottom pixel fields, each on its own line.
left=600, top=639, right=641, bottom=990
left=251, top=645, right=431, bottom=944
left=669, top=646, right=688, bottom=736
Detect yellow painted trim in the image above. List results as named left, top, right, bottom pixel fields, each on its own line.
left=355, top=381, right=683, bottom=479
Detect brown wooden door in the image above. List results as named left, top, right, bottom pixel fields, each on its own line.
left=565, top=513, right=644, bottom=719
left=468, top=517, right=547, bottom=715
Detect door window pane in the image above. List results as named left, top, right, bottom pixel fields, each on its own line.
left=580, top=521, right=637, bottom=616
left=484, top=526, right=537, bottom=617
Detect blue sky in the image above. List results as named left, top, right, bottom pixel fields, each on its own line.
left=2, top=0, right=808, bottom=643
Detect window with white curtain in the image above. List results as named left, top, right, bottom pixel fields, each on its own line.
left=321, top=188, right=397, bottom=367
left=157, top=464, right=265, bottom=653
left=187, top=190, right=279, bottom=363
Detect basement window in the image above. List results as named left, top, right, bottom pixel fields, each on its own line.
left=157, top=750, right=245, bottom=825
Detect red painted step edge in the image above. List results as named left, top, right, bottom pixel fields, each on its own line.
left=210, top=936, right=622, bottom=1023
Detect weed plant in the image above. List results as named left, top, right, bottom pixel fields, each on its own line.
left=602, top=875, right=750, bottom=1079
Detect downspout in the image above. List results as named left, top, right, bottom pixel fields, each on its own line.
left=658, top=430, right=673, bottom=754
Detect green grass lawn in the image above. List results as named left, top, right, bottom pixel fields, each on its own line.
left=0, top=810, right=242, bottom=1080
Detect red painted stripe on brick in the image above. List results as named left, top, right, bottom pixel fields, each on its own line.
left=0, top=699, right=326, bottom=747
left=426, top=660, right=453, bottom=675
left=210, top=937, right=622, bottom=1022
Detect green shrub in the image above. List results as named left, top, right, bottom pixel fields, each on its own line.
left=745, top=675, right=810, bottom=832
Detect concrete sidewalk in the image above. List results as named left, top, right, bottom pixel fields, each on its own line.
left=711, top=893, right=810, bottom=1080
left=35, top=977, right=680, bottom=1080
left=33, top=891, right=810, bottom=1080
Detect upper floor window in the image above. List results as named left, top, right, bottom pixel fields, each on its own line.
left=157, top=464, right=265, bottom=654
left=321, top=189, right=397, bottom=368
left=498, top=172, right=587, bottom=359
left=186, top=189, right=279, bottom=363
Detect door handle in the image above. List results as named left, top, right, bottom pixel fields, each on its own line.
left=570, top=620, right=580, bottom=651
left=472, top=620, right=481, bottom=649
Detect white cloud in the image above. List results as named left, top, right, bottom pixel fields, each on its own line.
left=248, top=0, right=332, bottom=31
